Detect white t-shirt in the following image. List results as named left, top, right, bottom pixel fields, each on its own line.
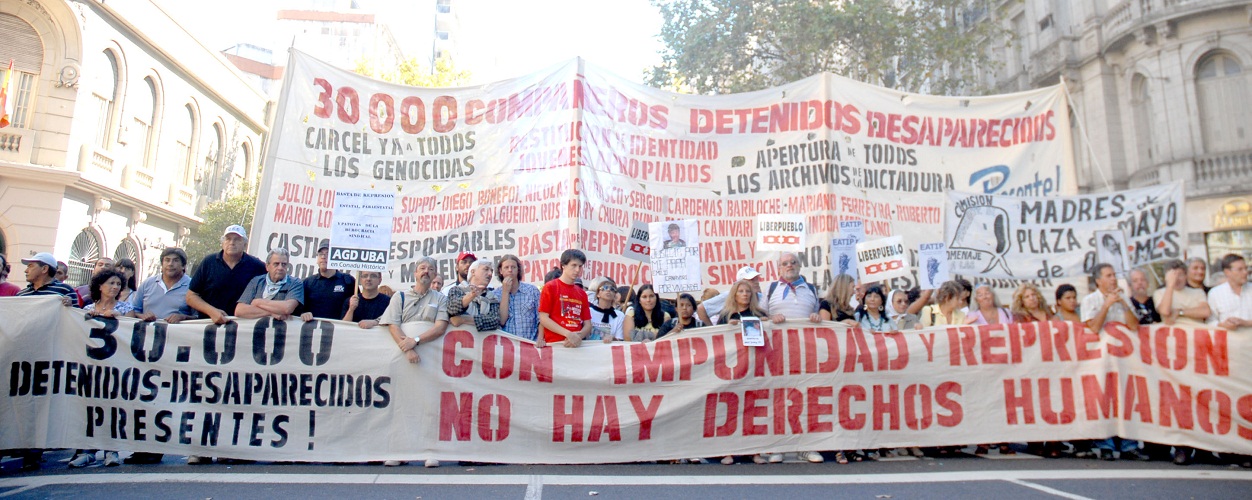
left=1080, top=290, right=1133, bottom=329
left=1207, top=282, right=1252, bottom=326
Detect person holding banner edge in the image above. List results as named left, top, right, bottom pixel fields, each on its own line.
left=378, top=256, right=450, bottom=364
left=300, top=241, right=356, bottom=322
left=342, top=270, right=390, bottom=328
left=234, top=248, right=303, bottom=321
left=185, top=225, right=267, bottom=325
left=447, top=259, right=503, bottom=331
left=1081, top=262, right=1144, bottom=461
left=766, top=252, right=822, bottom=325
left=698, top=266, right=763, bottom=325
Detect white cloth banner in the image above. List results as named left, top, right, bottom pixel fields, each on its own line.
left=944, top=182, right=1184, bottom=280
left=4, top=297, right=1251, bottom=463
left=253, top=49, right=1075, bottom=295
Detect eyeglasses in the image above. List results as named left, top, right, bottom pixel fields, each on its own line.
left=599, top=286, right=615, bottom=291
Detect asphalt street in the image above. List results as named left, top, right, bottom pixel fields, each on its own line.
left=2, top=449, right=1250, bottom=499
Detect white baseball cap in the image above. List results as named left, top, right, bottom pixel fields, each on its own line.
left=222, top=225, right=248, bottom=240
left=21, top=252, right=57, bottom=269
left=736, top=266, right=762, bottom=281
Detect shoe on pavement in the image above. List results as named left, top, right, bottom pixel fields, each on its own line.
left=1121, top=449, right=1149, bottom=461
left=68, top=453, right=95, bottom=468
left=126, top=452, right=163, bottom=464
left=383, top=460, right=404, bottom=467
left=752, top=454, right=767, bottom=464
left=186, top=455, right=209, bottom=465
left=799, top=451, right=824, bottom=463
left=721, top=456, right=734, bottom=465
left=103, top=452, right=121, bottom=467
left=686, top=458, right=706, bottom=464
left=768, top=453, right=784, bottom=463
left=1101, top=450, right=1117, bottom=461
left=424, top=459, right=440, bottom=468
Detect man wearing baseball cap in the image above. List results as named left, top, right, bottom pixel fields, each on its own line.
left=696, top=265, right=764, bottom=325
left=443, top=252, right=476, bottom=293
left=16, top=252, right=77, bottom=302
left=186, top=224, right=267, bottom=325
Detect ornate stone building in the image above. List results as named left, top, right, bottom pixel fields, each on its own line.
left=0, top=0, right=269, bottom=285
left=974, top=0, right=1252, bottom=266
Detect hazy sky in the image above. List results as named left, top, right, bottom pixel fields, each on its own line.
left=156, top=0, right=665, bottom=84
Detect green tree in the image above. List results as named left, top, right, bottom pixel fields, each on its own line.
left=182, top=181, right=257, bottom=270
left=354, top=55, right=472, bottom=87
left=649, top=0, right=1005, bottom=95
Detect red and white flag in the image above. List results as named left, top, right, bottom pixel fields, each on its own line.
left=0, top=59, right=14, bottom=128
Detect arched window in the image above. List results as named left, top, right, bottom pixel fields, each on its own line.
left=1130, top=74, right=1154, bottom=166
left=91, top=50, right=123, bottom=149
left=204, top=122, right=225, bottom=196
left=175, top=104, right=197, bottom=186
left=113, top=238, right=140, bottom=283
left=0, top=13, right=44, bottom=129
left=68, top=228, right=103, bottom=287
left=1196, top=52, right=1250, bottom=154
left=237, top=140, right=252, bottom=183
left=132, top=77, right=158, bottom=169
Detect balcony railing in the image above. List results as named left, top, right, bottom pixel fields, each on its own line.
left=122, top=164, right=155, bottom=190
left=1100, top=0, right=1239, bottom=51
left=168, top=183, right=195, bottom=209
left=0, top=127, right=35, bottom=164
left=1194, top=149, right=1252, bottom=191
left=78, top=144, right=117, bottom=174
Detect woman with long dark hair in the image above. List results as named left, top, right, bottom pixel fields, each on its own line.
left=114, top=258, right=138, bottom=302
left=624, top=284, right=670, bottom=342
left=69, top=269, right=133, bottom=468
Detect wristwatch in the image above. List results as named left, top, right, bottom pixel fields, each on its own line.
left=411, top=337, right=421, bottom=348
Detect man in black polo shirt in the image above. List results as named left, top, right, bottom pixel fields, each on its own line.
left=186, top=225, right=267, bottom=324
left=342, top=269, right=389, bottom=328
left=300, top=241, right=356, bottom=321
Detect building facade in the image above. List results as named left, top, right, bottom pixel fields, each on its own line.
left=0, top=0, right=269, bottom=286
left=976, top=0, right=1252, bottom=267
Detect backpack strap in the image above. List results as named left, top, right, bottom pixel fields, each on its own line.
left=768, top=281, right=779, bottom=299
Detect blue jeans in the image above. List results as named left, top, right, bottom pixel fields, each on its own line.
left=1095, top=437, right=1138, bottom=452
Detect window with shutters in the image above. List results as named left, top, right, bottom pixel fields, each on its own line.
left=1196, top=51, right=1250, bottom=154
left=132, top=77, right=158, bottom=169
left=1130, top=74, right=1154, bottom=165
left=0, top=13, right=44, bottom=129
left=92, top=50, right=122, bottom=150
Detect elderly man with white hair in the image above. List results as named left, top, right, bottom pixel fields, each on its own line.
left=446, top=258, right=503, bottom=332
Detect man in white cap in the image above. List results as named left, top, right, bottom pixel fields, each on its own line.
left=16, top=252, right=76, bottom=303
left=186, top=225, right=267, bottom=325
left=696, top=266, right=764, bottom=325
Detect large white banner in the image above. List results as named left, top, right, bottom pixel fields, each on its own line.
left=3, top=297, right=1251, bottom=462
left=944, top=182, right=1184, bottom=280
left=252, top=49, right=1075, bottom=294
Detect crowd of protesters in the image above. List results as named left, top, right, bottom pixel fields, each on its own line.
left=2, top=227, right=1251, bottom=470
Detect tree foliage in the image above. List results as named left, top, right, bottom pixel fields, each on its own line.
left=183, top=181, right=257, bottom=270
left=354, top=55, right=473, bottom=87
left=649, top=0, right=1005, bottom=95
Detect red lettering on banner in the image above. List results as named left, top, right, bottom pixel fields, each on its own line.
left=1195, top=329, right=1228, bottom=376
left=676, top=337, right=708, bottom=381
left=1155, top=327, right=1186, bottom=371
left=845, top=329, right=874, bottom=372
left=1237, top=395, right=1252, bottom=439
left=904, top=384, right=933, bottom=430
left=704, top=393, right=738, bottom=438
left=1104, top=322, right=1134, bottom=357
left=919, top=332, right=937, bottom=362
left=807, top=386, right=834, bottom=432
left=713, top=335, right=751, bottom=380
left=552, top=395, right=584, bottom=442
left=1123, top=375, right=1153, bottom=423
left=1197, top=389, right=1232, bottom=435
left=804, top=328, right=840, bottom=373
left=482, top=335, right=515, bottom=379
left=872, top=385, right=900, bottom=431
left=743, top=389, right=770, bottom=435
left=1076, top=325, right=1101, bottom=360
left=440, top=392, right=472, bottom=441
left=1082, top=373, right=1119, bottom=420
left=838, top=385, right=867, bottom=430
left=1159, top=381, right=1194, bottom=430
left=1039, top=322, right=1073, bottom=362
left=872, top=332, right=909, bottom=370
left=755, top=331, right=785, bottom=377
left=611, top=345, right=627, bottom=385
left=947, top=327, right=979, bottom=366
left=477, top=394, right=510, bottom=442
left=773, top=388, right=804, bottom=435
left=1004, top=379, right=1036, bottom=425
left=979, top=325, right=1009, bottom=364
left=442, top=330, right=474, bottom=378
left=629, top=395, right=663, bottom=440
left=519, top=342, right=553, bottom=383
left=630, top=342, right=676, bottom=383
left=588, top=396, right=621, bottom=442
left=1039, top=378, right=1076, bottom=425
left=787, top=329, right=803, bottom=375
left=935, top=382, right=964, bottom=427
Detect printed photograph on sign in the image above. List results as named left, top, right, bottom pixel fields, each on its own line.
left=648, top=219, right=702, bottom=293
left=830, top=236, right=860, bottom=279
left=755, top=214, right=806, bottom=252
left=740, top=316, right=764, bottom=347
left=1094, top=230, right=1131, bottom=276
left=918, top=242, right=950, bottom=290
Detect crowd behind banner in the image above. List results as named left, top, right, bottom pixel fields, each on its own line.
left=2, top=227, right=1250, bottom=469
